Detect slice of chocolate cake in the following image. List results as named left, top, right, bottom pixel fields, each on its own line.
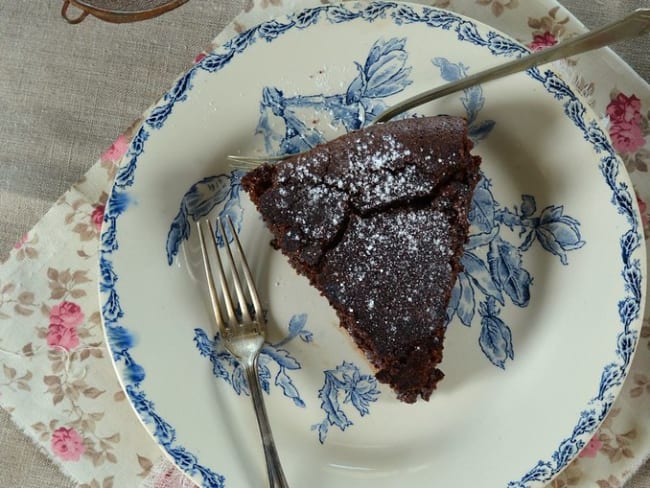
left=241, top=116, right=481, bottom=403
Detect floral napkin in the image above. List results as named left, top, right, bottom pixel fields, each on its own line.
left=0, top=1, right=648, bottom=487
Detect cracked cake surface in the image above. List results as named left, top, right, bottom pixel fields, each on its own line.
left=241, top=116, right=481, bottom=403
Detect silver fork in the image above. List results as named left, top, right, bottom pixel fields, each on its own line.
left=196, top=217, right=289, bottom=488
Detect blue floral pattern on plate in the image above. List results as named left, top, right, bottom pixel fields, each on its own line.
left=98, top=3, right=644, bottom=487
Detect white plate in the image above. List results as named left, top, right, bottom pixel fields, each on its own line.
left=99, top=2, right=646, bottom=487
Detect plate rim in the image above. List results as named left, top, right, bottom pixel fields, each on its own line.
left=97, top=2, right=647, bottom=487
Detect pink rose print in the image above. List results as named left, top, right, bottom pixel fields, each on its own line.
left=101, top=134, right=129, bottom=162
left=609, top=122, right=645, bottom=154
left=51, top=427, right=85, bottom=461
left=194, top=51, right=207, bottom=64
left=13, top=233, right=28, bottom=249
left=46, top=323, right=80, bottom=350
left=528, top=32, right=557, bottom=51
left=578, top=434, right=602, bottom=458
left=46, top=301, right=84, bottom=351
left=91, top=204, right=105, bottom=231
left=606, top=93, right=646, bottom=154
left=607, top=93, right=642, bottom=125
left=50, top=301, right=85, bottom=329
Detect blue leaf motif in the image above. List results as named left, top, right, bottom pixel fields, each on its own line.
left=623, top=259, right=643, bottom=301
left=446, top=275, right=461, bottom=324
left=192, top=328, right=214, bottom=358
left=520, top=194, right=536, bottom=218
left=232, top=364, right=247, bottom=395
left=124, top=355, right=145, bottom=384
left=106, top=190, right=131, bottom=219
left=328, top=5, right=360, bottom=23
left=288, top=314, right=308, bottom=337
left=552, top=438, right=581, bottom=467
left=146, top=103, right=174, bottom=129
left=620, top=229, right=641, bottom=264
left=107, top=325, right=135, bottom=352
left=457, top=20, right=485, bottom=45
left=432, top=57, right=468, bottom=82
left=168, top=446, right=198, bottom=471
left=294, top=6, right=325, bottom=27
left=223, top=29, right=256, bottom=53
left=318, top=369, right=352, bottom=433
left=535, top=205, right=585, bottom=265
left=99, top=256, right=117, bottom=292
left=258, top=360, right=272, bottom=394
left=167, top=69, right=196, bottom=103
left=165, top=173, right=239, bottom=265
left=486, top=32, right=528, bottom=56
left=261, top=346, right=301, bottom=370
left=345, top=63, right=367, bottom=105
left=617, top=330, right=637, bottom=366
left=488, top=237, right=531, bottom=307
left=166, top=207, right=190, bottom=266
left=114, top=156, right=139, bottom=189
left=468, top=176, right=496, bottom=233
left=151, top=413, right=175, bottom=446
left=100, top=219, right=118, bottom=252
left=257, top=20, right=294, bottom=42
left=454, top=272, right=475, bottom=326
left=544, top=72, right=576, bottom=100
left=423, top=11, right=461, bottom=29
left=275, top=367, right=305, bottom=407
left=361, top=1, right=397, bottom=21
left=392, top=4, right=420, bottom=24
left=465, top=225, right=499, bottom=250
left=468, top=119, right=496, bottom=142
left=199, top=51, right=235, bottom=73
left=462, top=251, right=504, bottom=305
left=364, top=49, right=412, bottom=99
left=185, top=175, right=233, bottom=218
left=618, top=297, right=640, bottom=327
left=102, top=288, right=123, bottom=323
left=519, top=461, right=554, bottom=484
left=478, top=298, right=514, bottom=369
left=572, top=409, right=599, bottom=436
left=597, top=363, right=623, bottom=400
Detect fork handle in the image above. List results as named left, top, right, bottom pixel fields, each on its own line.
left=372, top=8, right=650, bottom=124
left=245, top=359, right=290, bottom=488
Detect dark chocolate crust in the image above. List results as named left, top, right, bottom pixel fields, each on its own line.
left=242, top=116, right=481, bottom=403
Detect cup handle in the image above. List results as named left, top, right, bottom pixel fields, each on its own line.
left=61, top=1, right=89, bottom=24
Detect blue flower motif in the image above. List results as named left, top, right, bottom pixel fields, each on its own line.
left=312, top=361, right=380, bottom=444
left=447, top=186, right=584, bottom=369
left=478, top=298, right=514, bottom=369
left=192, top=314, right=311, bottom=408
left=255, top=37, right=412, bottom=154
left=166, top=172, right=243, bottom=265
left=533, top=206, right=586, bottom=265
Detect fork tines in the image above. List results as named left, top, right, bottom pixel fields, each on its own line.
left=196, top=217, right=264, bottom=332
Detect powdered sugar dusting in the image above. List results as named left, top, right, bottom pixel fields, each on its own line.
left=321, top=204, right=458, bottom=352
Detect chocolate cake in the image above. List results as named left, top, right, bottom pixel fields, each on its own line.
left=241, top=116, right=481, bottom=403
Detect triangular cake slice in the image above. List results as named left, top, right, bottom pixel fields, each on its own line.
left=241, top=116, right=481, bottom=403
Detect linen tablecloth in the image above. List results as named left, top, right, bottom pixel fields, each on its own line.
left=0, top=1, right=648, bottom=487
